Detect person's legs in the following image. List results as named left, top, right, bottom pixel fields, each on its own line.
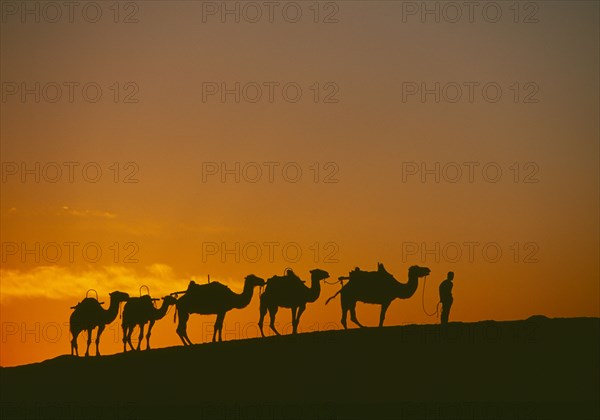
left=440, top=304, right=447, bottom=324
left=440, top=301, right=452, bottom=324
left=441, top=301, right=452, bottom=324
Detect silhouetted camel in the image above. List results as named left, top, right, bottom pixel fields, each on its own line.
left=176, top=275, right=265, bottom=345
left=122, top=295, right=178, bottom=352
left=326, top=264, right=431, bottom=329
left=70, top=291, right=130, bottom=356
left=258, top=268, right=330, bottom=336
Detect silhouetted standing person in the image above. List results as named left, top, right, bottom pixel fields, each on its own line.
left=439, top=272, right=454, bottom=324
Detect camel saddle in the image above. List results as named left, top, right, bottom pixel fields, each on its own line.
left=186, top=280, right=232, bottom=294
left=127, top=295, right=155, bottom=304
left=125, top=295, right=160, bottom=311
left=70, top=297, right=104, bottom=310
left=348, top=263, right=394, bottom=282
left=284, top=269, right=305, bottom=284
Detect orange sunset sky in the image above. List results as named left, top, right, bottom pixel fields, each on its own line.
left=1, top=1, right=598, bottom=367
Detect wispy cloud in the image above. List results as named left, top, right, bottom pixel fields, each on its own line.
left=60, top=206, right=117, bottom=219
left=0, top=264, right=193, bottom=302
left=2, top=206, right=117, bottom=219
left=176, top=223, right=233, bottom=234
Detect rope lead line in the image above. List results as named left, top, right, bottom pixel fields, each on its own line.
left=323, top=278, right=343, bottom=285
left=422, top=276, right=440, bottom=317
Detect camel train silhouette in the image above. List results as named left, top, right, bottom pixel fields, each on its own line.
left=70, top=290, right=130, bottom=356
left=258, top=268, right=330, bottom=336
left=326, top=264, right=431, bottom=328
left=174, top=274, right=265, bottom=345
left=121, top=292, right=178, bottom=352
left=68, top=264, right=433, bottom=356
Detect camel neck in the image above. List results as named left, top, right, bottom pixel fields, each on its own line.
left=395, top=273, right=419, bottom=298
left=153, top=301, right=171, bottom=320
left=306, top=277, right=321, bottom=303
left=233, top=280, right=255, bottom=309
left=104, top=298, right=122, bottom=323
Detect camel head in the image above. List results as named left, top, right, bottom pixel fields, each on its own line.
left=408, top=265, right=431, bottom=279
left=245, top=274, right=266, bottom=288
left=309, top=268, right=330, bottom=282
left=162, top=295, right=178, bottom=306
left=110, top=291, right=130, bottom=303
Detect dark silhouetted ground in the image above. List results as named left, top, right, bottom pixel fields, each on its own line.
left=1, top=317, right=598, bottom=419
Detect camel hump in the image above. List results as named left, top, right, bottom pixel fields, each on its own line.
left=349, top=269, right=371, bottom=277
left=186, top=280, right=203, bottom=293
left=187, top=280, right=230, bottom=294
left=264, top=274, right=306, bottom=297
left=125, top=295, right=153, bottom=308
left=207, top=281, right=230, bottom=291
left=130, top=295, right=152, bottom=302
left=285, top=269, right=305, bottom=284
left=72, top=297, right=102, bottom=310
left=266, top=275, right=280, bottom=285
left=267, top=273, right=305, bottom=286
left=348, top=267, right=395, bottom=283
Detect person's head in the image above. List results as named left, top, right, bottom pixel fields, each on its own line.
left=447, top=271, right=454, bottom=281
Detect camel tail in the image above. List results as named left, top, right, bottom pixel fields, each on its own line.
left=325, top=289, right=342, bottom=305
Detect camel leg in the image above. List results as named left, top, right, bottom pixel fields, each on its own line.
left=269, top=306, right=281, bottom=336
left=349, top=302, right=364, bottom=328
left=297, top=304, right=306, bottom=329
left=341, top=298, right=349, bottom=330
left=291, top=307, right=298, bottom=334
left=146, top=320, right=155, bottom=350
left=258, top=298, right=268, bottom=337
left=183, top=328, right=193, bottom=345
left=95, top=324, right=105, bottom=356
left=379, top=301, right=391, bottom=327
left=218, top=313, right=225, bottom=342
left=294, top=305, right=306, bottom=334
left=126, top=326, right=135, bottom=351
left=122, top=325, right=128, bottom=352
left=71, top=329, right=80, bottom=356
left=85, top=329, right=92, bottom=357
left=211, top=316, right=217, bottom=342
left=176, top=311, right=191, bottom=346
left=137, top=323, right=145, bottom=351
left=214, top=313, right=225, bottom=342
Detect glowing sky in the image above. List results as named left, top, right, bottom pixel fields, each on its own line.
left=1, top=1, right=598, bottom=366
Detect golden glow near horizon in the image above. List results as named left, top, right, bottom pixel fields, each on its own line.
left=1, top=1, right=598, bottom=367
